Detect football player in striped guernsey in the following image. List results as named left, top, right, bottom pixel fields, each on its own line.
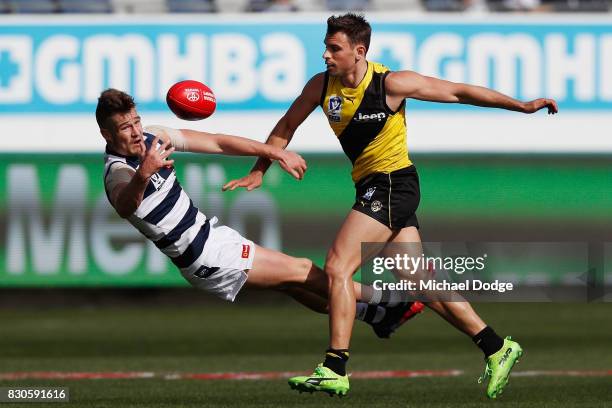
left=96, top=88, right=422, bottom=341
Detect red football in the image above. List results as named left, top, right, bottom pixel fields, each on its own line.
left=166, top=80, right=216, bottom=121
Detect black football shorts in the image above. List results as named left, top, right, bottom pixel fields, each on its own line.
left=352, top=165, right=420, bottom=230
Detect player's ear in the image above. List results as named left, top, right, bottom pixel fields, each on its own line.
left=355, top=44, right=367, bottom=61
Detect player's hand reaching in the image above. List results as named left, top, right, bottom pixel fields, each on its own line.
left=221, top=150, right=307, bottom=192
left=522, top=98, right=558, bottom=114
left=138, top=136, right=175, bottom=179
left=274, top=150, right=307, bottom=180
left=222, top=171, right=264, bottom=192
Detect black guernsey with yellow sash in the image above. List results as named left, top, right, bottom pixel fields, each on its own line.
left=320, top=61, right=420, bottom=230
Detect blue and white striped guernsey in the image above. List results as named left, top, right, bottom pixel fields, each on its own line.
left=103, top=132, right=211, bottom=270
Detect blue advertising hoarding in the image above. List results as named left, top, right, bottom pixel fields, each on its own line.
left=1, top=16, right=611, bottom=113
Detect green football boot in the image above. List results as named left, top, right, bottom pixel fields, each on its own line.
left=288, top=364, right=349, bottom=397
left=478, top=336, right=523, bottom=399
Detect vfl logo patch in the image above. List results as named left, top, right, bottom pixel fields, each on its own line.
left=150, top=173, right=166, bottom=191
left=327, top=95, right=342, bottom=122
left=362, top=187, right=376, bottom=201
left=242, top=245, right=251, bottom=259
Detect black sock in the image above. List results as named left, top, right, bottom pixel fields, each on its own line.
left=472, top=326, right=504, bottom=358
left=323, top=348, right=349, bottom=376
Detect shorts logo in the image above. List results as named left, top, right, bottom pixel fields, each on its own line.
left=327, top=95, right=342, bottom=122
left=194, top=265, right=220, bottom=279
left=362, top=187, right=376, bottom=201
left=242, top=245, right=250, bottom=259
left=371, top=200, right=382, bottom=212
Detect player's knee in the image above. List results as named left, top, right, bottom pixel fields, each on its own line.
left=324, top=253, right=351, bottom=281
left=283, top=257, right=313, bottom=286
left=295, top=257, right=313, bottom=281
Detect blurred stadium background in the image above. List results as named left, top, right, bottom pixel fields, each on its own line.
left=0, top=1, right=611, bottom=407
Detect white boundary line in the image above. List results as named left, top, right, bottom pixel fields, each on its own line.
left=1, top=369, right=610, bottom=381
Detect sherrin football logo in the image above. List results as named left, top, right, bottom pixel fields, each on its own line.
left=186, top=90, right=200, bottom=102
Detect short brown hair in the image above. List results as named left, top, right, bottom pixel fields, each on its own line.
left=95, top=88, right=136, bottom=129
left=326, top=13, right=371, bottom=53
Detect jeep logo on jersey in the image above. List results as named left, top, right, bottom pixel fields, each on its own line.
left=354, top=112, right=386, bottom=122
left=327, top=95, right=342, bottom=122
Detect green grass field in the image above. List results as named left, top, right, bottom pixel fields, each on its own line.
left=1, top=300, right=611, bottom=407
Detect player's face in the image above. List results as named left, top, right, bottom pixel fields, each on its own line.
left=102, top=108, right=145, bottom=157
left=323, top=32, right=365, bottom=77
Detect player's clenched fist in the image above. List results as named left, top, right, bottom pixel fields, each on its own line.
left=138, top=136, right=175, bottom=179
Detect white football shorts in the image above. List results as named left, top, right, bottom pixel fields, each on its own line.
left=179, top=217, right=256, bottom=302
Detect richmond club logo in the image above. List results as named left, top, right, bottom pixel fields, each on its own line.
left=327, top=95, right=342, bottom=122
left=371, top=200, right=383, bottom=212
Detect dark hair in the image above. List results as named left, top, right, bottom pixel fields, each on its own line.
left=326, top=13, right=371, bottom=53
left=95, top=88, right=136, bottom=129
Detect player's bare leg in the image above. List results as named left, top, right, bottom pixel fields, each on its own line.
left=245, top=245, right=371, bottom=316
left=389, top=226, right=522, bottom=398
left=326, top=210, right=395, bottom=348
left=282, top=287, right=328, bottom=314
left=288, top=211, right=419, bottom=396
left=389, top=226, right=486, bottom=336
left=246, top=245, right=326, bottom=295
left=320, top=210, right=395, bottom=382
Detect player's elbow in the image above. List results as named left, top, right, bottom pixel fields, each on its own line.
left=114, top=201, right=136, bottom=219
left=116, top=207, right=134, bottom=219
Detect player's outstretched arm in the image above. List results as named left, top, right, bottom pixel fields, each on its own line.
left=386, top=70, right=558, bottom=114
left=145, top=125, right=307, bottom=181
left=222, top=73, right=323, bottom=192
left=185, top=129, right=308, bottom=180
